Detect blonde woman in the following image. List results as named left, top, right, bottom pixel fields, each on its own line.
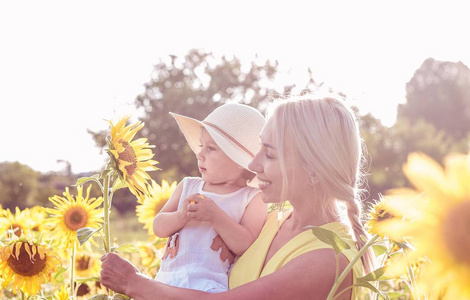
left=101, top=94, right=373, bottom=300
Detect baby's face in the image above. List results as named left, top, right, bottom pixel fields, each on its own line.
left=196, top=130, right=243, bottom=184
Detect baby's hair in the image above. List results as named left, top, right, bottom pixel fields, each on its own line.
left=267, top=93, right=374, bottom=273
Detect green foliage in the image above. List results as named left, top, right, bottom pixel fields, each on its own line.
left=134, top=49, right=286, bottom=182
left=360, top=112, right=468, bottom=203
left=399, top=58, right=470, bottom=139
left=0, top=162, right=40, bottom=209
left=311, top=227, right=351, bottom=255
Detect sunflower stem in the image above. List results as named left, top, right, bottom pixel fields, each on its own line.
left=102, top=173, right=115, bottom=297
left=70, top=240, right=76, bottom=300
left=326, top=234, right=380, bottom=300
left=103, top=174, right=111, bottom=253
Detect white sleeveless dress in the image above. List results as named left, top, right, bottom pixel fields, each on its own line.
left=155, top=177, right=260, bottom=293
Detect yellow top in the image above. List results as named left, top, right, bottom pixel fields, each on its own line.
left=229, top=211, right=364, bottom=299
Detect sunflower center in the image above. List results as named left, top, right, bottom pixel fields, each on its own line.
left=377, top=209, right=393, bottom=221
left=442, top=200, right=470, bottom=267
left=118, top=140, right=137, bottom=175
left=10, top=223, right=23, bottom=237
left=64, top=207, right=89, bottom=231
left=76, top=256, right=91, bottom=271
left=7, top=243, right=46, bottom=276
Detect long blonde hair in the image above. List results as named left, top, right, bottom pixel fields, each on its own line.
left=267, top=93, right=374, bottom=273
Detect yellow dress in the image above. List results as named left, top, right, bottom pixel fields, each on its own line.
left=229, top=211, right=364, bottom=299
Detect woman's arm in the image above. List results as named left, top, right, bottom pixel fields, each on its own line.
left=101, top=249, right=353, bottom=300
left=187, top=193, right=267, bottom=255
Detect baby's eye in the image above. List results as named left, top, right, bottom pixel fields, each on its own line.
left=198, top=144, right=203, bottom=148
left=208, top=147, right=216, bottom=151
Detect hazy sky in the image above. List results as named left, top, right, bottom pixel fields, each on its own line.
left=1, top=0, right=469, bottom=174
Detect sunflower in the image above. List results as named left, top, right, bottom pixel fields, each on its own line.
left=365, top=196, right=401, bottom=237
left=0, top=237, right=61, bottom=296
left=27, top=206, right=48, bottom=233
left=136, top=179, right=177, bottom=236
left=53, top=285, right=69, bottom=300
left=45, top=185, right=104, bottom=247
left=136, top=241, right=158, bottom=269
left=383, top=152, right=470, bottom=299
left=107, top=116, right=159, bottom=197
left=0, top=207, right=30, bottom=238
left=74, top=251, right=101, bottom=278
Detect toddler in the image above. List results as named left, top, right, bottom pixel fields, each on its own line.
left=153, top=102, right=267, bottom=293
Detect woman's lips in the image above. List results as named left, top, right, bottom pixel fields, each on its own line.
left=258, top=179, right=271, bottom=190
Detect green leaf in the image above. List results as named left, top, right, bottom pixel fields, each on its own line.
left=357, top=266, right=390, bottom=282
left=76, top=276, right=100, bottom=283
left=112, top=178, right=128, bottom=192
left=53, top=266, right=68, bottom=281
left=88, top=294, right=111, bottom=300
left=311, top=227, right=351, bottom=255
left=354, top=281, right=389, bottom=300
left=76, top=176, right=100, bottom=187
left=372, top=244, right=388, bottom=257
left=394, top=240, right=414, bottom=251
left=113, top=243, right=140, bottom=254
left=112, top=294, right=131, bottom=300
left=77, top=227, right=101, bottom=246
left=386, top=292, right=408, bottom=299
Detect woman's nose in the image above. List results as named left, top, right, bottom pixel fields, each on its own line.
left=248, top=152, right=262, bottom=173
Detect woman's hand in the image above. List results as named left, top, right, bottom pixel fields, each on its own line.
left=100, top=252, right=142, bottom=295
left=186, top=194, right=221, bottom=224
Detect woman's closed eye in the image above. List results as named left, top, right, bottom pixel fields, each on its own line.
left=264, top=150, right=275, bottom=159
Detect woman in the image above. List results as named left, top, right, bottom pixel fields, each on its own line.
left=100, top=94, right=374, bottom=299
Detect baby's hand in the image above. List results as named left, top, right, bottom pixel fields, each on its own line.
left=187, top=194, right=219, bottom=224
left=179, top=194, right=202, bottom=222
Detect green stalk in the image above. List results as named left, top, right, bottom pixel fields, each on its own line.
left=70, top=240, right=76, bottom=300
left=103, top=174, right=111, bottom=253
left=327, top=234, right=380, bottom=300
left=102, top=173, right=114, bottom=297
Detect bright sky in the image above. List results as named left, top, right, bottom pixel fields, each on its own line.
left=1, top=0, right=469, bottom=174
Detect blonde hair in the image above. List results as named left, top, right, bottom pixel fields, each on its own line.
left=267, top=93, right=374, bottom=273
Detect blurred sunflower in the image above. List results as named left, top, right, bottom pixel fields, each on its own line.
left=0, top=237, right=61, bottom=296
left=46, top=185, right=104, bottom=247
left=27, top=206, right=48, bottom=233
left=0, top=207, right=29, bottom=238
left=383, top=152, right=470, bottom=299
left=136, top=180, right=177, bottom=236
left=53, top=284, right=69, bottom=300
left=75, top=252, right=101, bottom=278
left=107, top=116, right=159, bottom=197
left=365, top=196, right=401, bottom=238
left=136, top=241, right=158, bottom=269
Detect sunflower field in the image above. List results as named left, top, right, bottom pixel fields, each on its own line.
left=1, top=116, right=469, bottom=300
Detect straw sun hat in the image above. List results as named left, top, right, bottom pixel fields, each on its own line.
left=170, top=102, right=265, bottom=174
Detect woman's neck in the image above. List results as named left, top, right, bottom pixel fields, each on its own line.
left=287, top=201, right=340, bottom=230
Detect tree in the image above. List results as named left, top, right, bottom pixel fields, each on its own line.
left=398, top=58, right=470, bottom=139
left=133, top=49, right=294, bottom=182
left=360, top=112, right=468, bottom=205
left=0, top=162, right=40, bottom=210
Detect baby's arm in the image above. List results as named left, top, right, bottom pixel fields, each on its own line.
left=153, top=181, right=189, bottom=238
left=188, top=192, right=267, bottom=255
